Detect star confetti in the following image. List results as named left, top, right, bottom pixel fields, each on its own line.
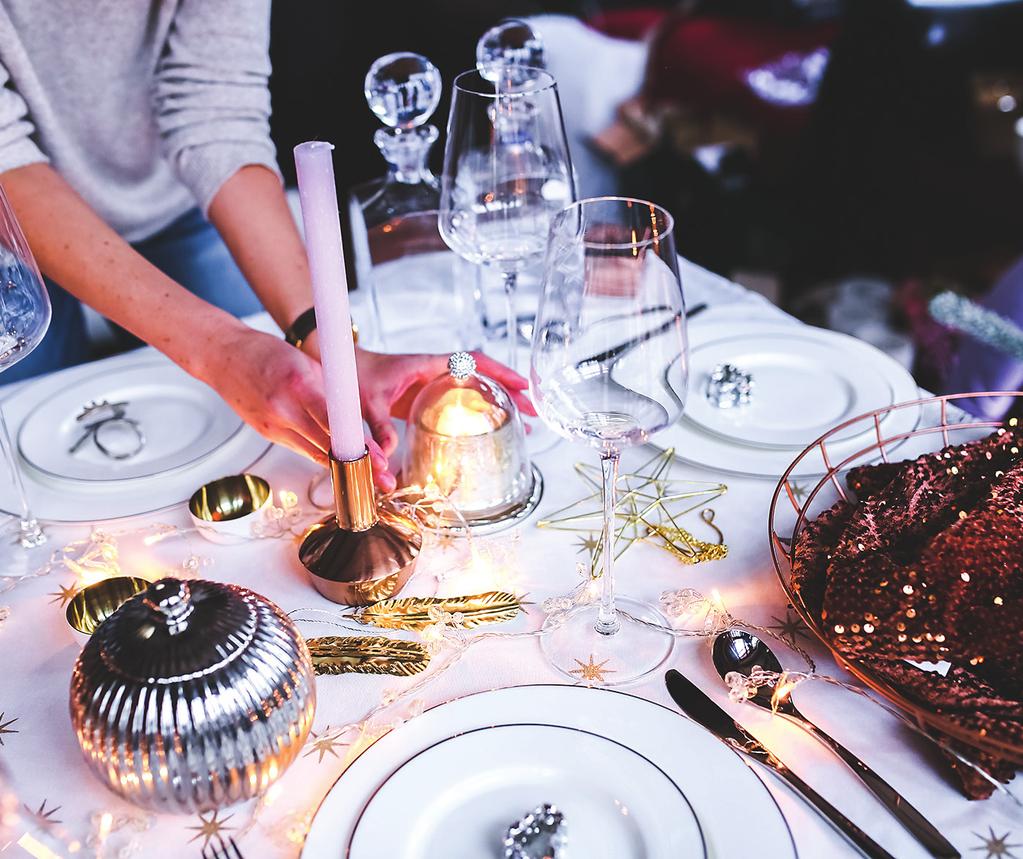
left=0, top=711, right=18, bottom=745
left=47, top=584, right=79, bottom=607
left=23, top=799, right=62, bottom=829
left=973, top=826, right=1022, bottom=859
left=570, top=654, right=616, bottom=685
left=768, top=607, right=812, bottom=648
left=303, top=726, right=350, bottom=763
left=537, top=448, right=728, bottom=573
left=187, top=810, right=235, bottom=849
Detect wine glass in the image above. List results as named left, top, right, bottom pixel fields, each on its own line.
left=530, top=197, right=688, bottom=686
left=439, top=66, right=574, bottom=372
left=0, top=184, right=51, bottom=549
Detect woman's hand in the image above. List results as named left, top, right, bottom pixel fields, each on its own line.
left=355, top=349, right=536, bottom=456
left=202, top=327, right=394, bottom=488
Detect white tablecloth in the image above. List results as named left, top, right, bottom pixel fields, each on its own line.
left=0, top=260, right=1018, bottom=858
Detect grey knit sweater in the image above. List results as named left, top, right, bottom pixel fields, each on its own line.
left=0, top=0, right=281, bottom=242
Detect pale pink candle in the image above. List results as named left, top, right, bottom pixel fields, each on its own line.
left=294, top=141, right=366, bottom=462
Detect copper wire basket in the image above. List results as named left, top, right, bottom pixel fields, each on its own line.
left=769, top=391, right=1023, bottom=764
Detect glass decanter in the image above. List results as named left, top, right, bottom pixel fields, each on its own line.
left=348, top=52, right=477, bottom=353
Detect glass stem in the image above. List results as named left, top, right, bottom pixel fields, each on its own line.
left=502, top=270, right=518, bottom=370
left=0, top=402, right=44, bottom=546
left=595, top=448, right=621, bottom=636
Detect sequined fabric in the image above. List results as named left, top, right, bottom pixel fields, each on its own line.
left=792, top=430, right=1023, bottom=798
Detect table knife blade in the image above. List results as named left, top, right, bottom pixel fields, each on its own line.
left=665, top=669, right=898, bottom=859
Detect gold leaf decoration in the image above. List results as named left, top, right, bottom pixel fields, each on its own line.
left=353, top=592, right=526, bottom=632
left=307, top=636, right=431, bottom=676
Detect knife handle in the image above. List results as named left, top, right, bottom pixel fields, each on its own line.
left=767, top=759, right=897, bottom=859
left=806, top=725, right=960, bottom=859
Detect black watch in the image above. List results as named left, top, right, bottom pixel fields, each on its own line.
left=284, top=307, right=317, bottom=349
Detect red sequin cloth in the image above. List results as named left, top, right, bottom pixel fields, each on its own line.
left=792, top=429, right=1023, bottom=798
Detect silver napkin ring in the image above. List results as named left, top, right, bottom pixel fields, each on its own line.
left=69, top=399, right=146, bottom=460
left=705, top=363, right=754, bottom=409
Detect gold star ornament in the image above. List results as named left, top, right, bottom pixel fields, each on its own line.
left=973, top=826, right=1021, bottom=859
left=23, top=799, right=62, bottom=828
left=0, top=711, right=18, bottom=745
left=303, top=727, right=349, bottom=763
left=48, top=583, right=80, bottom=607
left=570, top=654, right=616, bottom=685
left=768, top=608, right=811, bottom=648
left=187, top=810, right=235, bottom=849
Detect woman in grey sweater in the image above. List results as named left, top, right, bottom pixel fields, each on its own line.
left=0, top=0, right=529, bottom=488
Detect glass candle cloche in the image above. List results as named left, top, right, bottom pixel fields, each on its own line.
left=402, top=352, right=540, bottom=530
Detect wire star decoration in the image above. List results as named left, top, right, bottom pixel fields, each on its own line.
left=303, top=726, right=350, bottom=763
left=768, top=607, right=812, bottom=647
left=187, top=810, right=235, bottom=849
left=973, top=826, right=1022, bottom=858
left=23, top=799, right=62, bottom=828
left=47, top=583, right=80, bottom=607
left=570, top=654, right=616, bottom=685
left=537, top=448, right=728, bottom=574
left=0, top=711, right=18, bottom=745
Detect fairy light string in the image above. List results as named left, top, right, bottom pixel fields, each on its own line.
left=7, top=469, right=1017, bottom=855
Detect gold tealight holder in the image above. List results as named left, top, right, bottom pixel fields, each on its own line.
left=188, top=474, right=272, bottom=544
left=66, top=576, right=150, bottom=636
left=401, top=353, right=542, bottom=534
left=299, top=449, right=422, bottom=605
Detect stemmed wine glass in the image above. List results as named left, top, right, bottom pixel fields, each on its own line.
left=530, top=197, right=688, bottom=686
left=0, top=185, right=50, bottom=550
left=439, top=66, right=574, bottom=371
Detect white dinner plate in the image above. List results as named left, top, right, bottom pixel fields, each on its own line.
left=303, top=685, right=796, bottom=859
left=348, top=723, right=705, bottom=859
left=684, top=330, right=896, bottom=449
left=0, top=356, right=271, bottom=522
left=18, top=360, right=243, bottom=484
left=654, top=320, right=921, bottom=479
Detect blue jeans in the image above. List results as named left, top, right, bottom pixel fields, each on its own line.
left=3, top=208, right=262, bottom=383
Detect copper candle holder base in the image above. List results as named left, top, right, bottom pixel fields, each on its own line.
left=298, top=450, right=422, bottom=605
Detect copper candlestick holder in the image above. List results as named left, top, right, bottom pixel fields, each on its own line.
left=299, top=448, right=422, bottom=605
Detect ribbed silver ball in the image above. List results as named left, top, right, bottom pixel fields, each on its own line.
left=69, top=578, right=316, bottom=813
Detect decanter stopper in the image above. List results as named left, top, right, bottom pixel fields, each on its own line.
left=364, top=52, right=442, bottom=184
left=477, top=19, right=546, bottom=81
left=365, top=52, right=441, bottom=130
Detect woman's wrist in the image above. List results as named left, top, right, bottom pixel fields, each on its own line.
left=181, top=309, right=253, bottom=384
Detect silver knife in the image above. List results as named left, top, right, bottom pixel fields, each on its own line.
left=665, top=669, right=898, bottom=859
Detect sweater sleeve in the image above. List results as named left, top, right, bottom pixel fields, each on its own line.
left=154, top=0, right=281, bottom=215
left=0, top=57, right=48, bottom=174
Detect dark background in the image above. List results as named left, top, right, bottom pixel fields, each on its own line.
left=269, top=0, right=1023, bottom=383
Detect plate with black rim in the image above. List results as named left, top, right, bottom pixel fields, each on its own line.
left=346, top=722, right=705, bottom=858
left=302, top=684, right=796, bottom=859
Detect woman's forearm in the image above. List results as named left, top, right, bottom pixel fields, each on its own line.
left=1, top=163, right=247, bottom=383
left=207, top=164, right=314, bottom=332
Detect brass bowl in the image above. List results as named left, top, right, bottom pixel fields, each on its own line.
left=65, top=576, right=150, bottom=636
left=188, top=474, right=272, bottom=544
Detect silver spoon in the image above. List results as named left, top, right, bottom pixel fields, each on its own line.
left=712, top=629, right=959, bottom=859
